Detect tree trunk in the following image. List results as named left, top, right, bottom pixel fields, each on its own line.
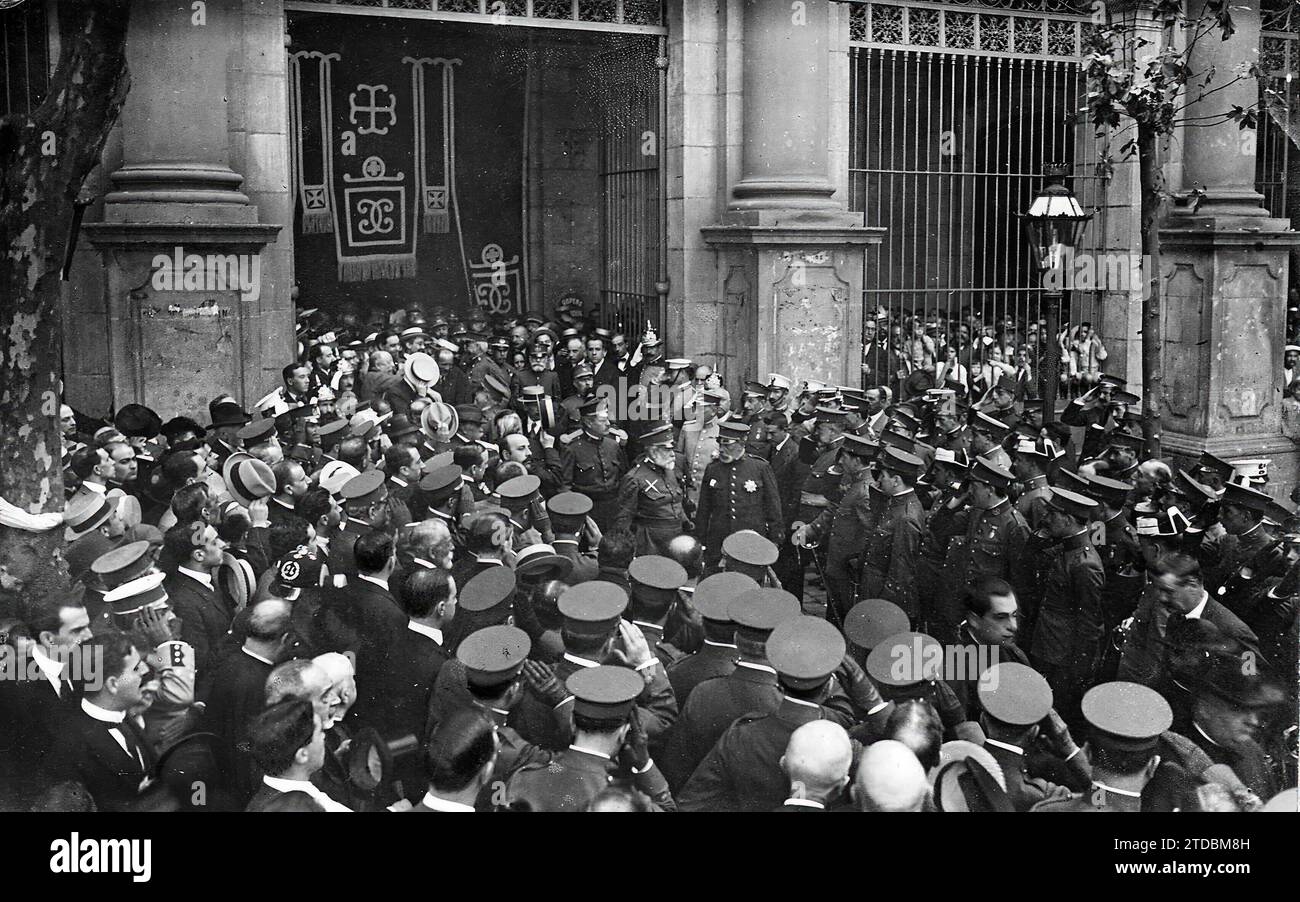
left=0, top=0, right=131, bottom=608
left=1137, top=124, right=1163, bottom=460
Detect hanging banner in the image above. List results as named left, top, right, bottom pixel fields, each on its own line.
left=406, top=56, right=460, bottom=235
left=289, top=51, right=340, bottom=235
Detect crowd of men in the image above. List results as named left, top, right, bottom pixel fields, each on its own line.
left=0, top=298, right=1294, bottom=813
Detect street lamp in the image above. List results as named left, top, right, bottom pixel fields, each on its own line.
left=1019, top=163, right=1093, bottom=426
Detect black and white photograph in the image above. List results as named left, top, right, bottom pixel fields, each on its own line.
left=0, top=0, right=1295, bottom=875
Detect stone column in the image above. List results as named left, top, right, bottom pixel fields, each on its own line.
left=701, top=0, right=882, bottom=392
left=1159, top=0, right=1300, bottom=498
left=81, top=0, right=283, bottom=419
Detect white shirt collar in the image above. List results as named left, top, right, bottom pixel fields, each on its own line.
left=782, top=797, right=825, bottom=809
left=419, top=791, right=476, bottom=812
left=735, top=660, right=776, bottom=675
left=568, top=744, right=612, bottom=761
left=262, top=775, right=353, bottom=812
left=80, top=697, right=126, bottom=724
left=357, top=573, right=391, bottom=591
left=408, top=621, right=444, bottom=644
left=32, top=644, right=66, bottom=693
left=984, top=738, right=1024, bottom=756
left=81, top=481, right=107, bottom=495
left=783, top=695, right=821, bottom=709
left=242, top=647, right=277, bottom=666
left=703, top=640, right=737, bottom=649
left=177, top=566, right=214, bottom=590
left=1184, top=591, right=1209, bottom=621
left=563, top=653, right=600, bottom=669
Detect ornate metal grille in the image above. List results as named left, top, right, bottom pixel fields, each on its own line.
left=284, top=0, right=665, bottom=33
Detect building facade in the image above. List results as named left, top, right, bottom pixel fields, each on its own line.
left=2, top=0, right=1296, bottom=491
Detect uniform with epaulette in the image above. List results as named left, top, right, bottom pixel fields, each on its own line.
left=614, top=424, right=691, bottom=556
left=559, top=399, right=627, bottom=531
left=802, top=433, right=879, bottom=621
left=502, top=666, right=675, bottom=812
left=677, top=617, right=857, bottom=811
left=1208, top=481, right=1282, bottom=604
left=859, top=447, right=926, bottom=621
left=1029, top=488, right=1106, bottom=732
left=1032, top=681, right=1172, bottom=812
left=694, top=421, right=784, bottom=570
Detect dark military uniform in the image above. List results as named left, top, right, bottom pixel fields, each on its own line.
left=917, top=488, right=964, bottom=634
left=614, top=459, right=690, bottom=556
left=1015, top=474, right=1053, bottom=532
left=1030, top=529, right=1106, bottom=732
left=804, top=470, right=875, bottom=621
left=559, top=431, right=627, bottom=531
left=659, top=663, right=780, bottom=791
left=666, top=640, right=737, bottom=709
left=859, top=488, right=924, bottom=621
left=1097, top=509, right=1144, bottom=634
left=503, top=744, right=674, bottom=812
left=676, top=697, right=850, bottom=812
left=695, top=455, right=784, bottom=569
left=940, top=498, right=1030, bottom=643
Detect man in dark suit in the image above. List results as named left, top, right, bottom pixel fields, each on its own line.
left=162, top=521, right=232, bottom=698
left=1119, top=552, right=1260, bottom=689
left=202, top=599, right=293, bottom=805
left=245, top=698, right=350, bottom=811
left=315, top=530, right=406, bottom=675
left=352, top=568, right=453, bottom=742
left=0, top=597, right=93, bottom=807
left=449, top=510, right=512, bottom=593
left=409, top=708, right=499, bottom=812
left=665, top=572, right=756, bottom=706
left=60, top=631, right=174, bottom=812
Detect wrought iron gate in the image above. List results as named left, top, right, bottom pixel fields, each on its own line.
left=846, top=0, right=1105, bottom=397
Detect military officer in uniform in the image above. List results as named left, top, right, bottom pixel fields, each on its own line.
left=1082, top=474, right=1144, bottom=679
left=665, top=571, right=757, bottom=704
left=547, top=492, right=600, bottom=584
left=559, top=398, right=627, bottom=532
left=694, top=421, right=784, bottom=572
left=626, top=555, right=690, bottom=669
left=916, top=447, right=969, bottom=633
left=614, top=424, right=691, bottom=556
left=1032, top=681, right=1173, bottom=812
left=503, top=666, right=676, bottom=812
left=658, top=588, right=798, bottom=791
left=1029, top=488, right=1107, bottom=734
left=677, top=617, right=853, bottom=812
left=969, top=411, right=1013, bottom=471
left=859, top=447, right=926, bottom=622
left=976, top=662, right=1092, bottom=811
left=791, top=433, right=879, bottom=623
left=1011, top=435, right=1057, bottom=532
left=328, top=470, right=389, bottom=584
left=864, top=630, right=971, bottom=736
left=450, top=624, right=556, bottom=809
left=940, top=459, right=1031, bottom=644
left=508, top=581, right=677, bottom=752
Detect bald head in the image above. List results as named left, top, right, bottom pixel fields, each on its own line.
left=782, top=721, right=852, bottom=804
left=853, top=740, right=929, bottom=812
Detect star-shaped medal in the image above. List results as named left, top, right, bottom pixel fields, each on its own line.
left=744, top=479, right=758, bottom=493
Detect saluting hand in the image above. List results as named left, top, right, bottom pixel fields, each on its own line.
left=617, top=712, right=651, bottom=773
left=521, top=659, right=568, bottom=708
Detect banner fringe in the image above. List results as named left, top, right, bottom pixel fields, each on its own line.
left=301, top=210, right=335, bottom=234
left=423, top=209, right=450, bottom=234
left=338, top=256, right=418, bottom=283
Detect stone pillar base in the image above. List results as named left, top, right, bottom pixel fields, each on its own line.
left=83, top=222, right=282, bottom=420
left=701, top=216, right=884, bottom=391
left=1159, top=218, right=1300, bottom=501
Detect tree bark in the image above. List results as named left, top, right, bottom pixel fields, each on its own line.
left=0, top=0, right=131, bottom=608
left=1137, top=123, right=1163, bottom=460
